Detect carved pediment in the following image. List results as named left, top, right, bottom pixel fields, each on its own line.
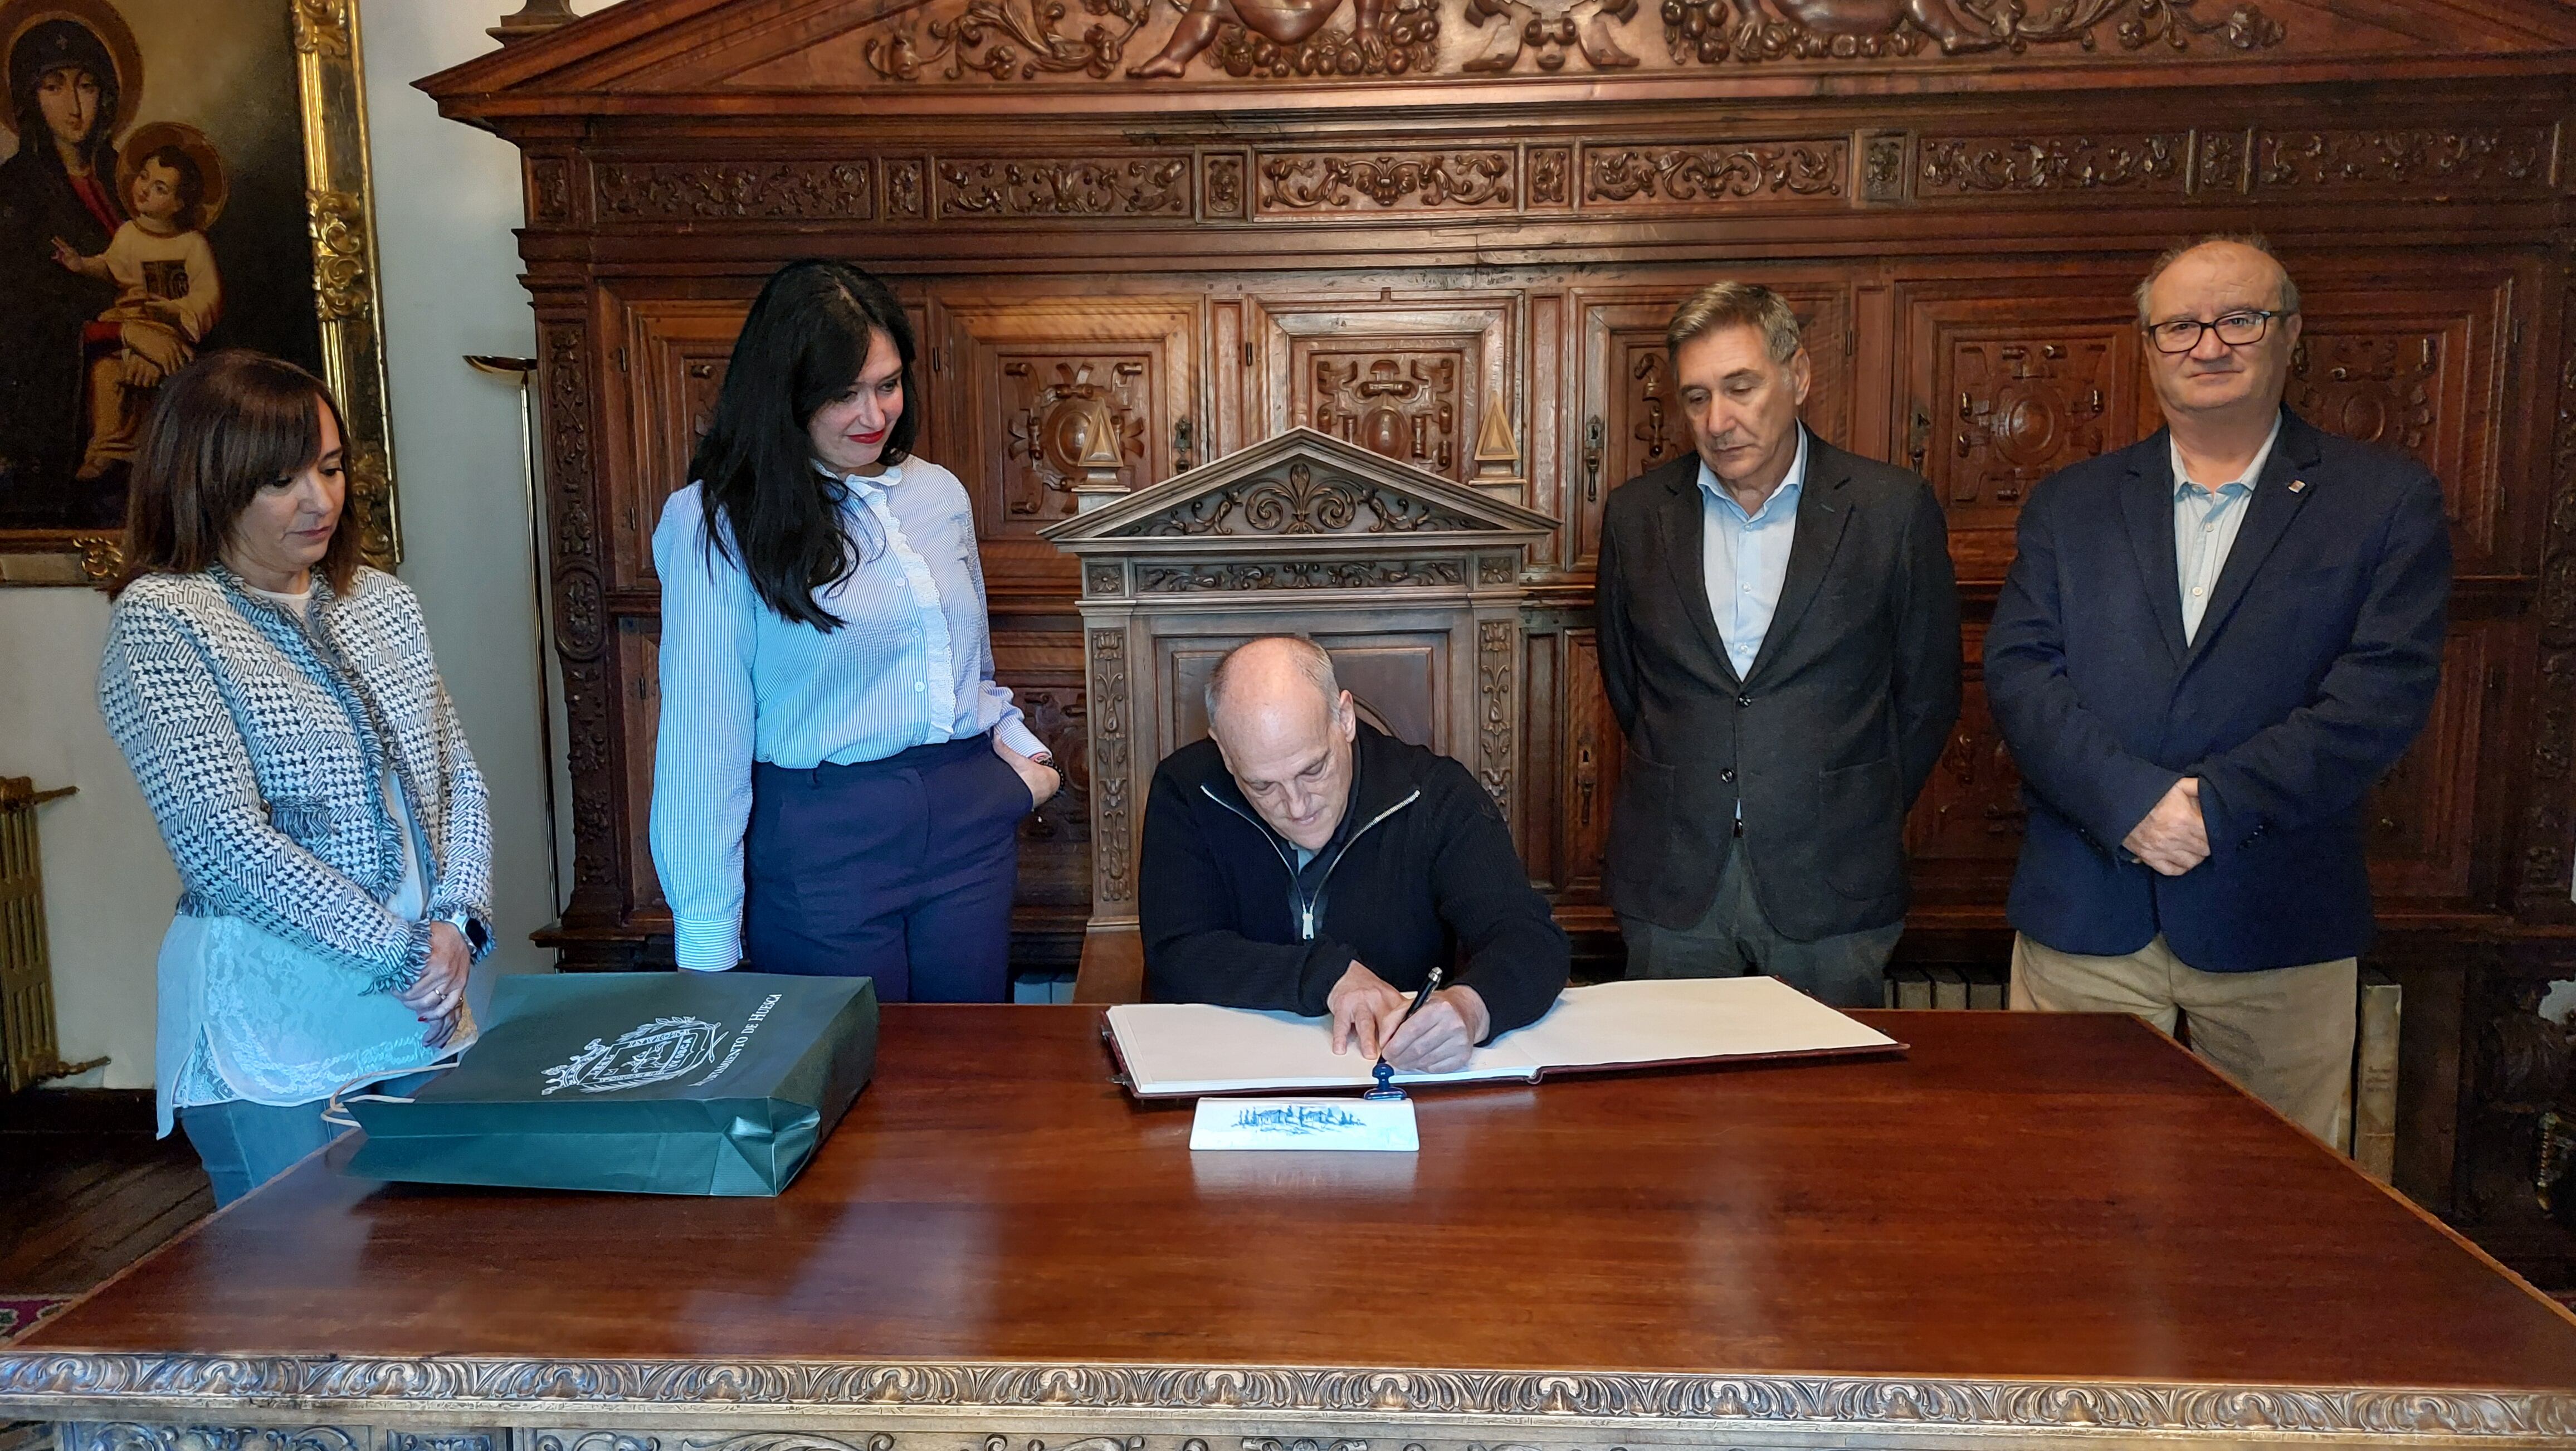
left=1038, top=427, right=1554, bottom=553
left=421, top=0, right=2576, bottom=111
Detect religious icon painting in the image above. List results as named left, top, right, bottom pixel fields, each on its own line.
left=0, top=0, right=393, bottom=584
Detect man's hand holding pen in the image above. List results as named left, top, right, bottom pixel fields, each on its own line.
left=1326, top=961, right=1489, bottom=1074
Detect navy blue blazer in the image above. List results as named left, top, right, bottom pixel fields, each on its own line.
left=1984, top=408, right=2451, bottom=972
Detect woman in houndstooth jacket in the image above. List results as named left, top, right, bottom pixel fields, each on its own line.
left=97, top=351, right=494, bottom=1206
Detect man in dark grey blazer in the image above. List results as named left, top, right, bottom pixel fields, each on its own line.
left=1596, top=283, right=1960, bottom=1006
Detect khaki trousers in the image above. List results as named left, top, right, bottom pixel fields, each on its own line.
left=2009, top=932, right=2356, bottom=1148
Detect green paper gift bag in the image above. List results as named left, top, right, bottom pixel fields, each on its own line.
left=344, top=971, right=876, bottom=1196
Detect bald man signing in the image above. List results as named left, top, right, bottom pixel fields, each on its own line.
left=1985, top=235, right=2451, bottom=1142
left=1139, top=636, right=1570, bottom=1072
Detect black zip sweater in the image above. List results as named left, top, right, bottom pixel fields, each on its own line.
left=1138, top=723, right=1570, bottom=1040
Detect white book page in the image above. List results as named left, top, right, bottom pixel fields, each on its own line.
left=1106, top=1003, right=1534, bottom=1097
left=1484, top=976, right=1899, bottom=1069
left=1109, top=976, right=1896, bottom=1098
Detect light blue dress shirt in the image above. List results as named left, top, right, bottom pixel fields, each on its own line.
left=1698, top=427, right=1808, bottom=679
left=650, top=459, right=1045, bottom=971
left=2172, top=415, right=2281, bottom=645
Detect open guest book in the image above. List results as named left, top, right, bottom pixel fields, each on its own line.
left=1106, top=975, right=1904, bottom=1099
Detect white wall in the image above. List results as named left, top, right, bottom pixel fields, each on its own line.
left=0, top=596, right=179, bottom=1086
left=0, top=2, right=606, bottom=1088
left=359, top=0, right=589, bottom=991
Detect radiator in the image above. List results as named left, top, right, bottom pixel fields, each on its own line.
left=0, top=777, right=98, bottom=1094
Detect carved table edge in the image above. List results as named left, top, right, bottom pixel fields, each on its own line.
left=2, top=1357, right=2573, bottom=1440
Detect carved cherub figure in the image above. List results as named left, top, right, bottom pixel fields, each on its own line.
left=1129, top=0, right=1388, bottom=76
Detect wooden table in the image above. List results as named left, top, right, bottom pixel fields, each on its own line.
left=5, top=1006, right=2574, bottom=1449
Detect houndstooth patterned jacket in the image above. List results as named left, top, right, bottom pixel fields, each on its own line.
left=99, top=563, right=494, bottom=992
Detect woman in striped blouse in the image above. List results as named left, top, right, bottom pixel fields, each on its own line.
left=650, top=260, right=1057, bottom=999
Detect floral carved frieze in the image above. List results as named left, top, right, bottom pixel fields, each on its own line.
left=1120, top=462, right=1482, bottom=537
left=594, top=162, right=874, bottom=221
left=71, top=1428, right=360, bottom=1451
left=2255, top=128, right=2551, bottom=191
left=1137, top=559, right=1467, bottom=591
left=1257, top=152, right=1514, bottom=213
left=1477, top=617, right=1515, bottom=812
left=1089, top=630, right=1135, bottom=905
left=1583, top=142, right=1846, bottom=204
left=8, top=1360, right=2576, bottom=1440
left=1915, top=134, right=2185, bottom=194
left=529, top=1435, right=894, bottom=1451
left=936, top=158, right=1192, bottom=216
left=559, top=121, right=2547, bottom=232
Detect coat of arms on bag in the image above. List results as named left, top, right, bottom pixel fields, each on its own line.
left=541, top=1015, right=725, bottom=1094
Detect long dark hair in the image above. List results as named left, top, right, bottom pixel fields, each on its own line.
left=689, top=260, right=919, bottom=631
left=9, top=20, right=121, bottom=187
left=114, top=352, right=359, bottom=598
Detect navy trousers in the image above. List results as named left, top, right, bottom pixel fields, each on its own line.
left=742, top=735, right=1027, bottom=1001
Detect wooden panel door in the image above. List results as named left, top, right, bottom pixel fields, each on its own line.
left=611, top=296, right=747, bottom=590
left=617, top=615, right=667, bottom=919
left=994, top=634, right=1095, bottom=938
left=2285, top=264, right=2521, bottom=572
left=2363, top=615, right=2511, bottom=907
left=1570, top=283, right=1852, bottom=574
left=1247, top=290, right=1518, bottom=486
left=1902, top=618, right=2022, bottom=906
left=933, top=292, right=1200, bottom=587
left=612, top=292, right=939, bottom=590
left=1895, top=276, right=2150, bottom=585
left=1554, top=627, right=1627, bottom=908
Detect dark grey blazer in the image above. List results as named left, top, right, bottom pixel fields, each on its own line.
left=1594, top=428, right=1962, bottom=939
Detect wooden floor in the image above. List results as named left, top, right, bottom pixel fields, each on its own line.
left=0, top=1090, right=210, bottom=1297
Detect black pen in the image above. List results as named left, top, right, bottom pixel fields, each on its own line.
left=1373, top=965, right=1445, bottom=1072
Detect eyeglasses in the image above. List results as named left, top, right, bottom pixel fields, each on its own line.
left=2144, top=309, right=2287, bottom=354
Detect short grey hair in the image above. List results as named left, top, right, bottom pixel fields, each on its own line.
left=1205, top=635, right=1340, bottom=727
left=1666, top=281, right=1802, bottom=364
left=2134, top=233, right=2301, bottom=325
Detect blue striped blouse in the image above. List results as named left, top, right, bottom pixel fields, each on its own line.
left=649, top=460, right=1045, bottom=971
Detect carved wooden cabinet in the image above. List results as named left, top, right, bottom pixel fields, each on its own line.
left=426, top=0, right=2576, bottom=1279
left=1039, top=427, right=1554, bottom=950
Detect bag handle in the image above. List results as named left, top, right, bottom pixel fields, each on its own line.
left=323, top=1053, right=462, bottom=1128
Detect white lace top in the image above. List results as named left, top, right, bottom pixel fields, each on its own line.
left=124, top=580, right=474, bottom=1123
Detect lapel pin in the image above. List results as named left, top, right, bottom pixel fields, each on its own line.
left=2287, top=479, right=2308, bottom=494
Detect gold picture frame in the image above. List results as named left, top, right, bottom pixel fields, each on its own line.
left=0, top=0, right=396, bottom=586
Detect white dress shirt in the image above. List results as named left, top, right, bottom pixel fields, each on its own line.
left=1698, top=427, right=1808, bottom=679
left=2173, top=414, right=2282, bottom=645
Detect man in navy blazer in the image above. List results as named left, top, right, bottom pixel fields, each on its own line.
left=1985, top=236, right=2450, bottom=1144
